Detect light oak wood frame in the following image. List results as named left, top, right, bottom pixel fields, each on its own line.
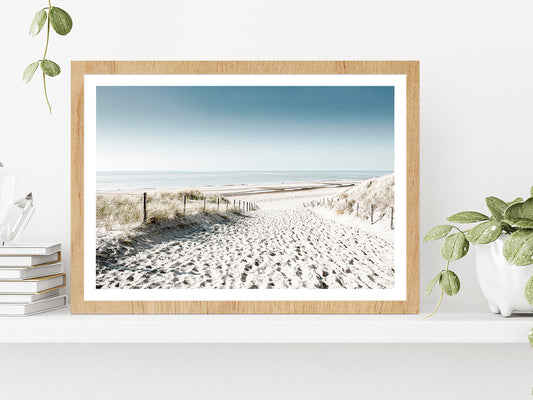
left=71, top=61, right=419, bottom=314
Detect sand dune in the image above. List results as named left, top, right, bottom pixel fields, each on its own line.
left=96, top=181, right=395, bottom=290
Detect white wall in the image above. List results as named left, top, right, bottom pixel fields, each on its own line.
left=1, top=1, right=533, bottom=399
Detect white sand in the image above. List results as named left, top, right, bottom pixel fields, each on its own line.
left=96, top=181, right=395, bottom=290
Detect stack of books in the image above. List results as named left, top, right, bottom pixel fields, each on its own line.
left=0, top=243, right=66, bottom=316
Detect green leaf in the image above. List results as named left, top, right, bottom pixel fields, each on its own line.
left=503, top=218, right=533, bottom=229
left=485, top=196, right=508, bottom=221
left=29, top=9, right=47, bottom=37
left=528, top=328, right=533, bottom=347
left=504, top=197, right=533, bottom=222
left=22, top=61, right=40, bottom=83
left=465, top=219, right=502, bottom=244
left=502, top=230, right=533, bottom=266
left=508, top=197, right=524, bottom=207
left=441, top=232, right=470, bottom=261
left=423, top=225, right=453, bottom=242
left=439, top=270, right=461, bottom=296
left=41, top=59, right=61, bottom=77
left=49, top=7, right=72, bottom=36
left=530, top=186, right=533, bottom=198
left=500, top=221, right=517, bottom=234
left=447, top=211, right=489, bottom=224
left=525, top=275, right=533, bottom=305
left=426, top=271, right=443, bottom=295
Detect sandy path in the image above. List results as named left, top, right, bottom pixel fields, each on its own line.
left=96, top=206, right=394, bottom=290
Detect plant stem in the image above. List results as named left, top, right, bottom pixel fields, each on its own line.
left=42, top=0, right=52, bottom=113
left=424, top=260, right=450, bottom=319
left=43, top=73, right=51, bottom=114
left=424, top=290, right=444, bottom=319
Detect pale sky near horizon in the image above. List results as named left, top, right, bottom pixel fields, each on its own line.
left=96, top=86, right=394, bottom=171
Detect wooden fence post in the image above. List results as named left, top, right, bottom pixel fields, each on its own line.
left=217, top=197, right=220, bottom=211
left=391, top=206, right=394, bottom=229
left=238, top=200, right=241, bottom=211
left=183, top=195, right=187, bottom=214
left=356, top=202, right=359, bottom=216
left=143, top=192, right=147, bottom=222
left=226, top=199, right=229, bottom=212
left=371, top=204, right=374, bottom=224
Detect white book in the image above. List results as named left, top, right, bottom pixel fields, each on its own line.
left=0, top=242, right=61, bottom=256
left=0, top=295, right=67, bottom=316
left=0, top=274, right=65, bottom=294
left=0, top=288, right=61, bottom=303
left=0, top=263, right=62, bottom=280
left=0, top=252, right=59, bottom=267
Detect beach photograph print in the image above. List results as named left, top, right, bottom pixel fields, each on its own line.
left=88, top=76, right=406, bottom=301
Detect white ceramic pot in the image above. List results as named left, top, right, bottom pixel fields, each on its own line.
left=474, top=235, right=533, bottom=317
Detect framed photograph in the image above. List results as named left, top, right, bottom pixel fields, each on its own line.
left=71, top=61, right=419, bottom=314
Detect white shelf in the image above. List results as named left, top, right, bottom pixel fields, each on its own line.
left=0, top=304, right=531, bottom=343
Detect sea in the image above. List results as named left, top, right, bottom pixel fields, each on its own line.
left=96, top=170, right=392, bottom=191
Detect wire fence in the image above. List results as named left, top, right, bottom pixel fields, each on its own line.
left=96, top=192, right=259, bottom=230
left=304, top=197, right=395, bottom=230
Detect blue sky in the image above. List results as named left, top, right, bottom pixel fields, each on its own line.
left=96, top=86, right=394, bottom=171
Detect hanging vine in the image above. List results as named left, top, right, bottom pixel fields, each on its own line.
left=23, top=2, right=73, bottom=113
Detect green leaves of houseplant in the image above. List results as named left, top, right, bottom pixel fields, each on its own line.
left=503, top=230, right=533, bottom=266
left=485, top=196, right=508, bottom=221
left=423, top=225, right=453, bottom=242
left=439, top=270, right=461, bottom=296
left=447, top=211, right=489, bottom=223
left=424, top=186, right=533, bottom=317
left=425, top=270, right=460, bottom=296
left=503, top=198, right=533, bottom=229
left=24, top=3, right=73, bottom=113
left=441, top=232, right=469, bottom=261
left=23, top=61, right=40, bottom=83
left=49, top=7, right=72, bottom=35
left=41, top=59, right=61, bottom=77
left=29, top=9, right=47, bottom=37
left=465, top=218, right=502, bottom=244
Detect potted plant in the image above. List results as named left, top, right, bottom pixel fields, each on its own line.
left=424, top=186, right=533, bottom=317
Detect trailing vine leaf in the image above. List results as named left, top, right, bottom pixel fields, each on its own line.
left=441, top=232, right=469, bottom=261
left=423, top=225, right=453, bottom=242
left=465, top=219, right=502, bottom=244
left=439, top=270, right=460, bottom=296
left=525, top=275, right=533, bottom=305
left=426, top=271, right=443, bottom=295
left=29, top=9, right=47, bottom=37
left=485, top=196, right=508, bottom=221
left=447, top=211, right=489, bottom=224
left=49, top=7, right=73, bottom=35
left=41, top=59, right=61, bottom=77
left=502, top=230, right=533, bottom=266
left=23, top=61, right=40, bottom=83
left=25, top=2, right=72, bottom=113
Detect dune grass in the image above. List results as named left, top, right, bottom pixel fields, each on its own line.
left=96, top=190, right=233, bottom=231
left=319, top=174, right=395, bottom=224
